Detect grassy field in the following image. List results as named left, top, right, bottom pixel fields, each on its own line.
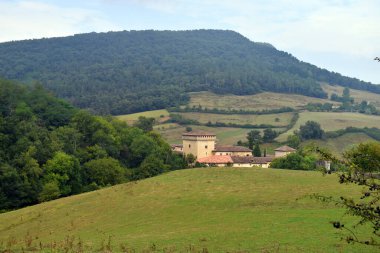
left=322, top=83, right=380, bottom=109
left=116, top=109, right=169, bottom=125
left=177, top=112, right=293, bottom=127
left=302, top=132, right=377, bottom=157
left=277, top=112, right=380, bottom=142
left=0, top=168, right=375, bottom=252
left=157, top=124, right=286, bottom=145
left=188, top=91, right=339, bottom=111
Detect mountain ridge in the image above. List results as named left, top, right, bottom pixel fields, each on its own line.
left=0, top=29, right=378, bottom=114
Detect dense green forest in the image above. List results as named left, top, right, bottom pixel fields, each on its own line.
left=0, top=79, right=186, bottom=211
left=0, top=30, right=378, bottom=115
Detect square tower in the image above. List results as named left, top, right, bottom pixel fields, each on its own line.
left=182, top=131, right=216, bottom=159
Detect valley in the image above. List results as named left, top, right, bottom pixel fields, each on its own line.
left=1, top=28, right=379, bottom=252
left=116, top=85, right=380, bottom=157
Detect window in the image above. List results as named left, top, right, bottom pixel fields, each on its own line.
left=205, top=145, right=208, bottom=149
left=189, top=144, right=191, bottom=148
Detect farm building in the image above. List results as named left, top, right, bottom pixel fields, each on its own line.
left=213, top=145, right=252, bottom=156
left=172, top=131, right=296, bottom=168
left=274, top=145, right=296, bottom=157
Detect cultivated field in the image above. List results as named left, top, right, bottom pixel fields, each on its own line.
left=116, top=109, right=169, bottom=125
left=277, top=112, right=380, bottom=141
left=322, top=83, right=380, bottom=109
left=188, top=91, right=339, bottom=110
left=0, top=168, right=374, bottom=252
left=157, top=124, right=285, bottom=145
left=177, top=112, right=293, bottom=127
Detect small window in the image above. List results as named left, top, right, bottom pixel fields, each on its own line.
left=205, top=145, right=208, bottom=149
left=189, top=144, right=191, bottom=148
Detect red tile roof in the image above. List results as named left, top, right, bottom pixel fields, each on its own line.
left=214, top=145, right=252, bottom=152
left=197, top=155, right=233, bottom=164
left=275, top=145, right=296, bottom=152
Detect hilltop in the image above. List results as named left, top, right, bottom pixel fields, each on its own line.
left=0, top=168, right=376, bottom=252
left=0, top=29, right=378, bottom=115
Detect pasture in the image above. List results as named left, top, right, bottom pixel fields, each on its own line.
left=157, top=124, right=285, bottom=145
left=115, top=109, right=169, bottom=125
left=302, top=132, right=377, bottom=157
left=188, top=91, right=339, bottom=111
left=322, top=83, right=380, bottom=109
left=176, top=112, right=293, bottom=127
left=277, top=112, right=380, bottom=142
left=0, top=168, right=375, bottom=252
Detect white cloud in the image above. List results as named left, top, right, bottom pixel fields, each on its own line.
left=0, top=0, right=121, bottom=42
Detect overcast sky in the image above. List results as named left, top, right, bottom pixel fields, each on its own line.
left=1, top=0, right=379, bottom=84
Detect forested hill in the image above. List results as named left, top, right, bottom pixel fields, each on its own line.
left=0, top=29, right=378, bottom=115
left=0, top=78, right=186, bottom=211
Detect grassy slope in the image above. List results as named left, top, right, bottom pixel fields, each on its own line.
left=177, top=112, right=293, bottom=127
left=188, top=91, right=339, bottom=110
left=322, top=83, right=380, bottom=109
left=277, top=112, right=380, bottom=142
left=302, top=132, right=377, bottom=157
left=157, top=124, right=284, bottom=145
left=116, top=109, right=169, bottom=125
left=0, top=168, right=374, bottom=252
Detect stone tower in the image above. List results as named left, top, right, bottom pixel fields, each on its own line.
left=182, top=131, right=216, bottom=159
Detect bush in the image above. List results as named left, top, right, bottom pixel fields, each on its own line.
left=270, top=152, right=317, bottom=170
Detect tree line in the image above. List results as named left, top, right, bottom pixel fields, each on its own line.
left=0, top=79, right=187, bottom=211
left=0, top=30, right=378, bottom=115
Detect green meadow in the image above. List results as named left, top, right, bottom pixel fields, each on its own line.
left=188, top=91, right=339, bottom=111
left=0, top=168, right=375, bottom=252
left=302, top=132, right=377, bottom=157
left=277, top=112, right=380, bottom=142
left=176, top=112, right=293, bottom=127
left=157, top=124, right=283, bottom=145
left=322, top=83, right=380, bottom=109
left=116, top=109, right=170, bottom=125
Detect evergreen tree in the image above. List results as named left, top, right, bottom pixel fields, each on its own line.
left=253, top=143, right=261, bottom=157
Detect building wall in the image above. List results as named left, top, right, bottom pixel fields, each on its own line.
left=213, top=151, right=252, bottom=156
left=258, top=163, right=270, bottom=168
left=232, top=163, right=271, bottom=168
left=183, top=135, right=216, bottom=159
left=275, top=151, right=293, bottom=158
left=171, top=146, right=183, bottom=152
left=232, top=163, right=253, bottom=167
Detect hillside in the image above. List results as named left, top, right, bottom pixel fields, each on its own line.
left=0, top=78, right=186, bottom=211
left=276, top=112, right=380, bottom=142
left=0, top=168, right=376, bottom=252
left=0, top=30, right=379, bottom=115
left=188, top=91, right=340, bottom=111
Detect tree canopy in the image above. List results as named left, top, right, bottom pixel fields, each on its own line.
left=0, top=30, right=378, bottom=114
left=0, top=78, right=186, bottom=211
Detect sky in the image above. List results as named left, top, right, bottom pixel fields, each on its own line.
left=0, top=0, right=379, bottom=84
